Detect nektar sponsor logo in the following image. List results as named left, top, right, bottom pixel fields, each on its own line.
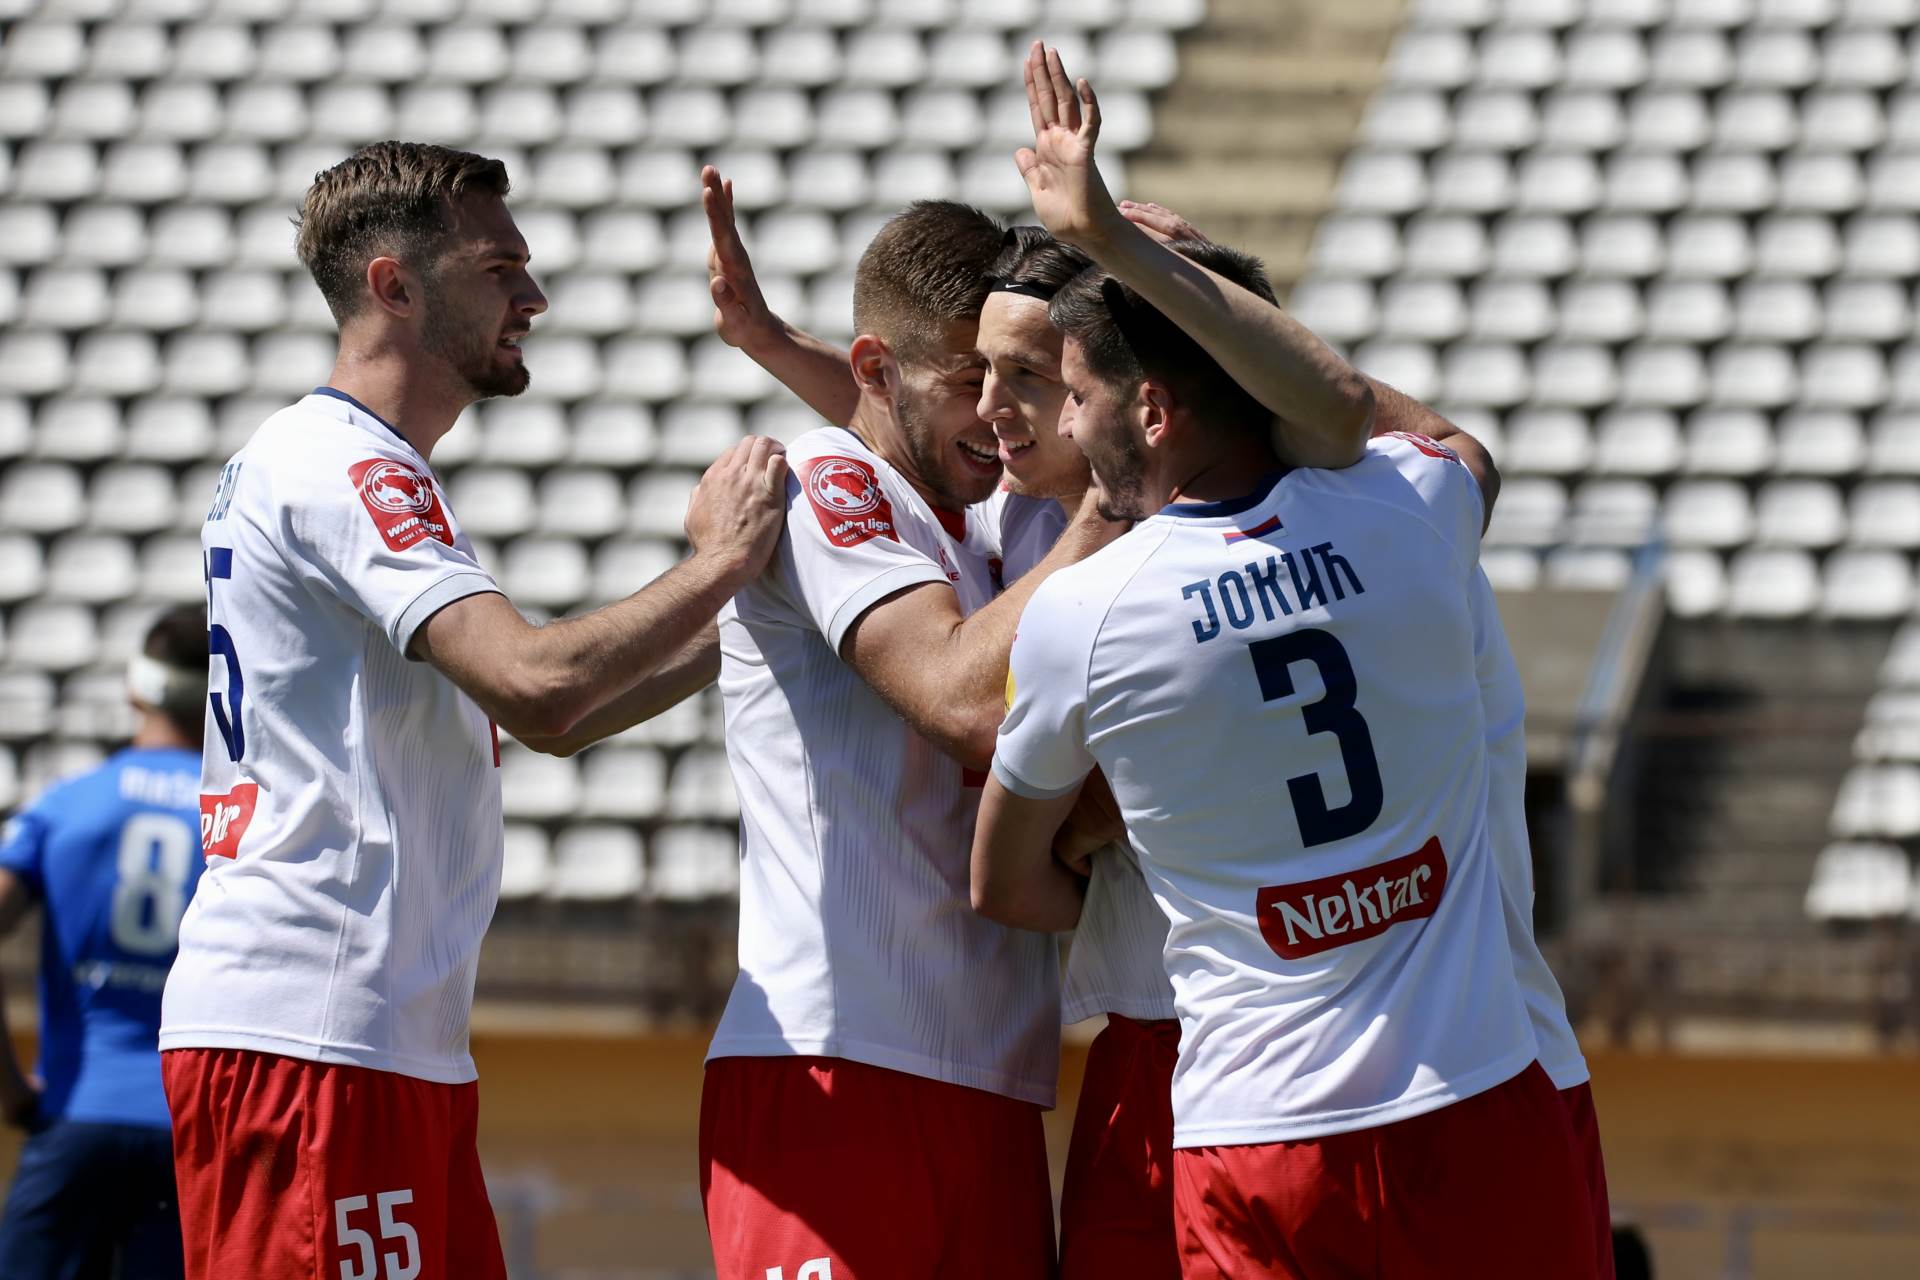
left=1256, top=837, right=1448, bottom=960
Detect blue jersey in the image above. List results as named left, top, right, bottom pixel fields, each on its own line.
left=0, top=747, right=204, bottom=1130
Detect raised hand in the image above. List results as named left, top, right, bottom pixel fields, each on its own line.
left=702, top=165, right=780, bottom=353
left=685, top=435, right=790, bottom=581
left=1117, top=199, right=1213, bottom=247
left=1014, top=42, right=1123, bottom=250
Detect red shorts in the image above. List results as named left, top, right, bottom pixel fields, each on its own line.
left=1561, top=1082, right=1614, bottom=1279
left=1060, top=1015, right=1182, bottom=1280
left=1173, top=1061, right=1599, bottom=1280
left=700, top=1055, right=1054, bottom=1279
left=162, top=1047, right=505, bottom=1280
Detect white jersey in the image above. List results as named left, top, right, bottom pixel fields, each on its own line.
left=711, top=427, right=1060, bottom=1105
left=987, top=489, right=1176, bottom=1024
left=1471, top=570, right=1588, bottom=1089
left=994, top=435, right=1537, bottom=1147
left=160, top=389, right=504, bottom=1085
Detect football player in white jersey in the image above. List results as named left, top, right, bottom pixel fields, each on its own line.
left=158, top=143, right=789, bottom=1280
left=974, top=48, right=1599, bottom=1278
left=697, top=192, right=1131, bottom=1279
left=1116, top=201, right=1615, bottom=1280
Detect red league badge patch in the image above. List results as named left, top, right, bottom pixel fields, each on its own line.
left=200, top=784, right=259, bottom=859
left=802, top=455, right=898, bottom=548
left=349, top=458, right=454, bottom=551
left=1384, top=431, right=1462, bottom=465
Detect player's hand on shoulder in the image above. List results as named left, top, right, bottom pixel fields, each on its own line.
left=1117, top=200, right=1211, bottom=247
left=1014, top=42, right=1124, bottom=251
left=702, top=165, right=779, bottom=355
left=686, top=435, right=790, bottom=582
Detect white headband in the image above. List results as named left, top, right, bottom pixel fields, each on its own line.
left=127, top=654, right=206, bottom=712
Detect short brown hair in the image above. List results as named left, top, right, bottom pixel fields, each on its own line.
left=989, top=226, right=1092, bottom=299
left=295, top=141, right=511, bottom=324
left=1049, top=239, right=1273, bottom=431
left=852, top=200, right=1005, bottom=364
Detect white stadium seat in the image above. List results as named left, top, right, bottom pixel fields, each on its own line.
left=1849, top=481, right=1920, bottom=548
left=498, top=826, right=552, bottom=901
left=1505, top=408, right=1594, bottom=475
left=1819, top=549, right=1915, bottom=619
left=1484, top=477, right=1568, bottom=547
left=1725, top=546, right=1821, bottom=617
left=1806, top=842, right=1911, bottom=920
left=1405, top=216, right=1489, bottom=278
left=578, top=745, right=668, bottom=820
left=502, top=537, right=590, bottom=610
left=1579, top=215, right=1663, bottom=277
left=34, top=397, right=121, bottom=463
left=648, top=824, right=739, bottom=900
left=1664, top=548, right=1730, bottom=617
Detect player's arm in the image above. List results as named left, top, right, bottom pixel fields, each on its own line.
left=704, top=166, right=860, bottom=425
left=841, top=489, right=1120, bottom=772
left=414, top=438, right=785, bottom=741
left=1365, top=380, right=1500, bottom=528
left=1015, top=44, right=1373, bottom=469
left=1052, top=767, right=1125, bottom=876
left=972, top=780, right=1087, bottom=931
left=971, top=588, right=1102, bottom=930
left=514, top=624, right=718, bottom=758
left=1121, top=200, right=1502, bottom=523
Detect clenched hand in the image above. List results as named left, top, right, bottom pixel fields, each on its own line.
left=685, top=436, right=789, bottom=580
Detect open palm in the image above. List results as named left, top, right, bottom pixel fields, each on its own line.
left=1015, top=43, right=1117, bottom=248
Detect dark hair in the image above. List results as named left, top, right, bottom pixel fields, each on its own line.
left=989, top=226, right=1093, bottom=299
left=144, top=605, right=208, bottom=738
left=295, top=140, right=511, bottom=325
left=852, top=200, right=1005, bottom=364
left=1048, top=238, right=1274, bottom=430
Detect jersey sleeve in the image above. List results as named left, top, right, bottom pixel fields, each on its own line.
left=0, top=804, right=50, bottom=897
left=1370, top=432, right=1485, bottom=579
left=779, top=451, right=949, bottom=653
left=274, top=447, right=501, bottom=657
left=990, top=575, right=1098, bottom=799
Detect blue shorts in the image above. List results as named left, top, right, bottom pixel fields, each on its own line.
left=0, top=1119, right=183, bottom=1280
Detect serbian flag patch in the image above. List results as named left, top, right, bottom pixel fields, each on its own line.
left=802, top=455, right=898, bottom=548
left=349, top=458, right=454, bottom=552
left=200, top=784, right=259, bottom=859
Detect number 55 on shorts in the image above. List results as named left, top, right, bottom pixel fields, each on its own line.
left=334, top=1190, right=419, bottom=1280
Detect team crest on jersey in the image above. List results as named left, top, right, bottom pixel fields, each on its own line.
left=349, top=458, right=454, bottom=551
left=200, top=783, right=259, bottom=859
left=802, top=456, right=898, bottom=548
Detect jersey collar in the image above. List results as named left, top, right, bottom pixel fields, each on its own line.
left=311, top=386, right=417, bottom=455
left=1155, top=471, right=1288, bottom=520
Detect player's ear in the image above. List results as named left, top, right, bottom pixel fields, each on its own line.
left=365, top=256, right=414, bottom=319
left=849, top=335, right=895, bottom=399
left=1138, top=378, right=1175, bottom=447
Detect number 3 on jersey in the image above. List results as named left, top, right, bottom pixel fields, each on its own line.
left=1249, top=630, right=1384, bottom=848
left=205, top=546, right=245, bottom=761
